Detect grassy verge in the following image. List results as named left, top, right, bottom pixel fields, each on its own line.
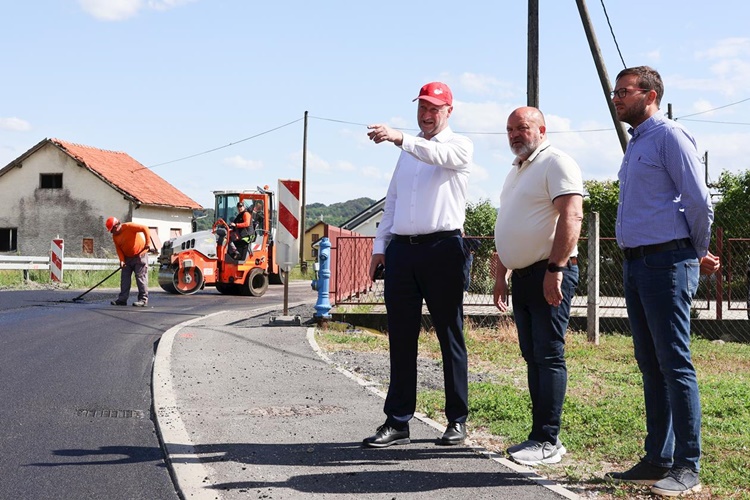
left=1, top=263, right=311, bottom=290
left=0, top=268, right=158, bottom=289
left=316, top=321, right=750, bottom=499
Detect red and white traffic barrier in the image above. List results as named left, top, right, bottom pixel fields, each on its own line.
left=276, top=179, right=301, bottom=272
left=50, top=238, right=64, bottom=282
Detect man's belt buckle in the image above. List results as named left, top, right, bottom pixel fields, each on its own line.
left=408, top=235, right=419, bottom=245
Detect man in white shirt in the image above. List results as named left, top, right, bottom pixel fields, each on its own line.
left=493, top=106, right=584, bottom=466
left=363, top=82, right=473, bottom=448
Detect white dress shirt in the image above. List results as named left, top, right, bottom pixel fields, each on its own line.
left=373, top=126, right=473, bottom=255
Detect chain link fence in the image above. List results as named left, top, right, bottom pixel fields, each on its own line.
left=332, top=209, right=750, bottom=343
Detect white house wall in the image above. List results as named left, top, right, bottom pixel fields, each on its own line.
left=131, top=205, right=193, bottom=247
left=350, top=215, right=382, bottom=237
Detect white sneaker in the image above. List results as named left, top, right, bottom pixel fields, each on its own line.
left=508, top=438, right=566, bottom=456
left=509, top=440, right=561, bottom=466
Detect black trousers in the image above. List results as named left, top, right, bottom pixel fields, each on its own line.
left=382, top=234, right=469, bottom=428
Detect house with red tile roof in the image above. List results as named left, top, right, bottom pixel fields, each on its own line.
left=0, top=138, right=202, bottom=257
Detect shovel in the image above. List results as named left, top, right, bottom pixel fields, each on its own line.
left=71, top=266, right=123, bottom=302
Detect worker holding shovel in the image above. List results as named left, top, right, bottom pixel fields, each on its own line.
left=106, top=217, right=151, bottom=307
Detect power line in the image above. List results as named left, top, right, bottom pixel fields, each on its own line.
left=678, top=118, right=750, bottom=126
left=308, top=115, right=611, bottom=136
left=675, top=97, right=750, bottom=120
left=600, top=0, right=626, bottom=68
left=141, top=117, right=303, bottom=171
left=135, top=96, right=750, bottom=173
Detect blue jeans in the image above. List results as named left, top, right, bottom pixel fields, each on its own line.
left=511, top=262, right=578, bottom=444
left=623, top=247, right=701, bottom=472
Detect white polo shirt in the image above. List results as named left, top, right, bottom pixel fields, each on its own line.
left=494, top=140, right=583, bottom=270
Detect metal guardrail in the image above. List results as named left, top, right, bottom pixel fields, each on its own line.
left=0, top=255, right=158, bottom=271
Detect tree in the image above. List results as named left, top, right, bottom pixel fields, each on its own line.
left=582, top=179, right=619, bottom=238
left=713, top=169, right=750, bottom=240
left=463, top=199, right=498, bottom=294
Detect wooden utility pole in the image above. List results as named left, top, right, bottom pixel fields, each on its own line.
left=575, top=0, right=629, bottom=153
left=300, top=111, right=308, bottom=269
left=527, top=0, right=539, bottom=107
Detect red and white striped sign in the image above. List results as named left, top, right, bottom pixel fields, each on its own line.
left=50, top=238, right=64, bottom=282
left=276, top=179, right=301, bottom=271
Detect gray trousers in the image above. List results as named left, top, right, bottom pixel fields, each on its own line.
left=117, top=253, right=149, bottom=303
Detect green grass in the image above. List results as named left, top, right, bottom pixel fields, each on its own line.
left=316, top=323, right=750, bottom=499
left=0, top=268, right=160, bottom=289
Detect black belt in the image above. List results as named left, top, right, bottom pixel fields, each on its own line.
left=623, top=238, right=692, bottom=260
left=392, top=229, right=461, bottom=245
left=514, top=257, right=578, bottom=278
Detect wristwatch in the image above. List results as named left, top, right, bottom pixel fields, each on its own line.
left=547, top=263, right=566, bottom=273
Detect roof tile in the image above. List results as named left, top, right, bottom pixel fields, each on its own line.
left=52, top=138, right=202, bottom=209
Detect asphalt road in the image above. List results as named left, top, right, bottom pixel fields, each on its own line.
left=0, top=282, right=316, bottom=500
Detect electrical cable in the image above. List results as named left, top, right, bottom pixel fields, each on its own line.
left=139, top=117, right=303, bottom=171
left=675, top=97, right=750, bottom=120
left=600, top=0, right=627, bottom=68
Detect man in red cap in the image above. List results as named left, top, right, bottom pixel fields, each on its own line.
left=363, top=82, right=473, bottom=448
left=106, top=217, right=151, bottom=307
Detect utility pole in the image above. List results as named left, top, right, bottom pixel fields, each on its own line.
left=300, top=111, right=308, bottom=269
left=575, top=0, right=629, bottom=153
left=527, top=0, right=539, bottom=108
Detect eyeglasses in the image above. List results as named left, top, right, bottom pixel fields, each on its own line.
left=610, top=88, right=650, bottom=99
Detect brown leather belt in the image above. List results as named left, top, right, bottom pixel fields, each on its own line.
left=623, top=238, right=692, bottom=260
left=514, top=257, right=578, bottom=277
left=392, top=229, right=461, bottom=245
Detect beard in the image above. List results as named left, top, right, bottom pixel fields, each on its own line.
left=617, top=99, right=649, bottom=126
left=510, top=139, right=540, bottom=159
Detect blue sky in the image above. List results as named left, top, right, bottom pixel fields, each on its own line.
left=2, top=1, right=749, bottom=209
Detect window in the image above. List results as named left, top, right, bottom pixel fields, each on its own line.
left=312, top=233, right=320, bottom=243
left=40, top=173, right=63, bottom=189
left=170, top=228, right=182, bottom=238
left=0, top=228, right=18, bottom=252
left=82, top=238, right=94, bottom=255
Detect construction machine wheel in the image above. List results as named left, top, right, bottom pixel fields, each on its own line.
left=269, top=270, right=287, bottom=285
left=172, top=266, right=205, bottom=295
left=158, top=265, right=179, bottom=294
left=242, top=267, right=269, bottom=297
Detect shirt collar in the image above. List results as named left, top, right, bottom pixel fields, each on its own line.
left=418, top=126, right=453, bottom=142
left=513, top=139, right=551, bottom=168
left=629, top=110, right=663, bottom=138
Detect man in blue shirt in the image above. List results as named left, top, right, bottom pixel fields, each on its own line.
left=605, top=66, right=720, bottom=497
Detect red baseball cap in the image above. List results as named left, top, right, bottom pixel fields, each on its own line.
left=413, top=82, right=453, bottom=106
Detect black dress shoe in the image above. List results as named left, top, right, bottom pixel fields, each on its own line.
left=439, top=421, right=466, bottom=445
left=363, top=424, right=410, bottom=448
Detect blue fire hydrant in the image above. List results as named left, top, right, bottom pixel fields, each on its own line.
left=311, top=237, right=332, bottom=319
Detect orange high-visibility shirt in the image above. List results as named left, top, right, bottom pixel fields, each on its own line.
left=112, top=222, right=150, bottom=262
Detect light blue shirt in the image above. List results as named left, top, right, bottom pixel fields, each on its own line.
left=616, top=111, right=713, bottom=257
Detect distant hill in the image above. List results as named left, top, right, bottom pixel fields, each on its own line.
left=192, top=197, right=377, bottom=233
left=305, top=197, right=376, bottom=230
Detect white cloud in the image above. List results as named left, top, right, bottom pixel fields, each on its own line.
left=670, top=38, right=750, bottom=97
left=223, top=155, right=263, bottom=170
left=459, top=73, right=517, bottom=100
left=78, top=0, right=196, bottom=21
left=696, top=37, right=750, bottom=60
left=336, top=160, right=356, bottom=172
left=0, top=117, right=31, bottom=132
